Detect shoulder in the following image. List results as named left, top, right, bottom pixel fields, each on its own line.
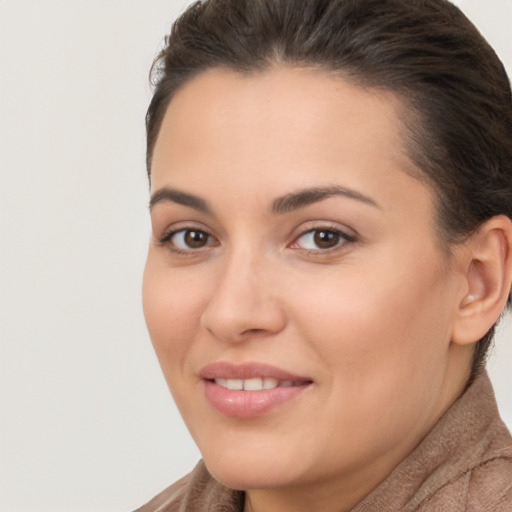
left=466, top=453, right=512, bottom=510
left=414, top=375, right=512, bottom=512
left=133, top=461, right=244, bottom=512
left=353, top=373, right=512, bottom=512
left=417, top=450, right=512, bottom=511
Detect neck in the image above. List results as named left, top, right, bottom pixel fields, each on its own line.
left=242, top=455, right=403, bottom=512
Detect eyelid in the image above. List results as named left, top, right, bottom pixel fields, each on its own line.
left=156, top=222, right=219, bottom=250
left=288, top=223, right=357, bottom=251
left=155, top=220, right=357, bottom=255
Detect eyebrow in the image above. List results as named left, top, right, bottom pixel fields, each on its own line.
left=149, top=184, right=379, bottom=215
left=271, top=185, right=380, bottom=213
left=149, top=187, right=211, bottom=213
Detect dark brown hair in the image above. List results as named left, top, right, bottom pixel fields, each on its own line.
left=146, top=0, right=512, bottom=381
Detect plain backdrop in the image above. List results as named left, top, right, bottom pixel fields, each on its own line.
left=1, top=1, right=511, bottom=511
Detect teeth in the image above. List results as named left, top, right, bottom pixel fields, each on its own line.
left=214, top=377, right=284, bottom=390
left=226, top=379, right=243, bottom=390
left=263, top=377, right=279, bottom=389
left=244, top=377, right=264, bottom=391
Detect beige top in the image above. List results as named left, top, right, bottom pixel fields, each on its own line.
left=135, top=372, right=512, bottom=511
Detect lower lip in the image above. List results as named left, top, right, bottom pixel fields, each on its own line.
left=203, top=380, right=310, bottom=418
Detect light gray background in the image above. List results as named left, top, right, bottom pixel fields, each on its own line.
left=1, top=1, right=511, bottom=511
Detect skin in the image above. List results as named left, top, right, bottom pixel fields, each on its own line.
left=143, top=67, right=478, bottom=512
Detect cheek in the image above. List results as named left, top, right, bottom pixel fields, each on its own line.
left=142, top=254, right=206, bottom=373
left=290, top=253, right=453, bottom=384
left=285, top=257, right=455, bottom=456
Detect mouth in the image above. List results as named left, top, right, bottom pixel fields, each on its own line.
left=212, top=377, right=305, bottom=390
left=200, top=362, right=313, bottom=418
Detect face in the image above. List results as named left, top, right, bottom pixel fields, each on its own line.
left=143, top=67, right=469, bottom=499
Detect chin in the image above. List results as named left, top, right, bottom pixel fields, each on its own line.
left=204, top=459, right=296, bottom=491
left=199, top=440, right=309, bottom=491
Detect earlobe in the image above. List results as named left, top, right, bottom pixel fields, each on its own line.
left=452, top=215, right=512, bottom=346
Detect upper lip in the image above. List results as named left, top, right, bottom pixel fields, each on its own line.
left=199, top=362, right=312, bottom=383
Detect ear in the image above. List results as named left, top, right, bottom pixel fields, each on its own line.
left=451, top=215, right=512, bottom=346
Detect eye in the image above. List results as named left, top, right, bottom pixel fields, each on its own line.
left=162, top=228, right=217, bottom=251
left=291, top=228, right=352, bottom=251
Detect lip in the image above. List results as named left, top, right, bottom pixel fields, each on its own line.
left=200, top=362, right=311, bottom=382
left=200, top=362, right=313, bottom=418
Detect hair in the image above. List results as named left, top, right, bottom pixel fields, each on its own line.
left=146, top=0, right=512, bottom=382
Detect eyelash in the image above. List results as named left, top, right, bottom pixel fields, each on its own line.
left=157, top=227, right=218, bottom=254
left=157, top=225, right=356, bottom=255
left=290, top=227, right=356, bottom=252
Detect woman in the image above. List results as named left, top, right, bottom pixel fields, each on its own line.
left=137, top=0, right=512, bottom=510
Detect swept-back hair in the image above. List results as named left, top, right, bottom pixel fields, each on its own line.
left=146, top=0, right=512, bottom=380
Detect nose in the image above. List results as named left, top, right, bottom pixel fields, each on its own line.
left=200, top=250, right=287, bottom=343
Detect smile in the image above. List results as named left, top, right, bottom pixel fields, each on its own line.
left=200, top=362, right=313, bottom=417
left=213, top=377, right=300, bottom=390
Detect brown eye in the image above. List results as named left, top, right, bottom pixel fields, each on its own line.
left=167, top=228, right=215, bottom=251
left=313, top=230, right=340, bottom=249
left=293, top=228, right=352, bottom=251
left=184, top=230, right=209, bottom=248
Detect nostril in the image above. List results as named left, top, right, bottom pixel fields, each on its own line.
left=242, top=328, right=267, bottom=336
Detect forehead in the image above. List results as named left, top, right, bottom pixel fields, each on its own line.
left=150, top=66, right=430, bottom=217
left=156, top=67, right=405, bottom=149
